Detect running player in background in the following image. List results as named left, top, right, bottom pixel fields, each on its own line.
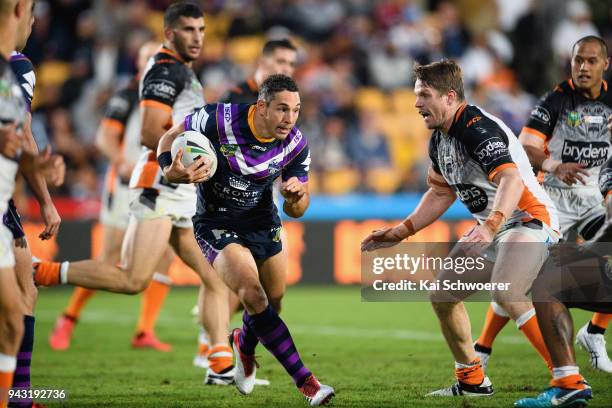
left=157, top=74, right=335, bottom=406
left=33, top=2, right=235, bottom=385
left=474, top=35, right=612, bottom=374
left=362, top=60, right=559, bottom=397
left=48, top=42, right=177, bottom=353
left=193, top=38, right=297, bottom=371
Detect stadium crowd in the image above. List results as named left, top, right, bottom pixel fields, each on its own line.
left=18, top=0, right=612, bottom=201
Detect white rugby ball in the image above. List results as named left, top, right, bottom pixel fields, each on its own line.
left=171, top=130, right=217, bottom=177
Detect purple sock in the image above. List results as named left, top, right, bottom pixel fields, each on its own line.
left=239, top=311, right=259, bottom=355
left=9, top=315, right=34, bottom=408
left=247, top=305, right=312, bottom=387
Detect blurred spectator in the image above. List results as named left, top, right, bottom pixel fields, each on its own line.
left=553, top=0, right=599, bottom=63
left=347, top=110, right=391, bottom=170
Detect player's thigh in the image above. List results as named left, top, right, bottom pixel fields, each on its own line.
left=169, top=226, right=217, bottom=284
left=492, top=230, right=550, bottom=296
left=13, top=243, right=36, bottom=310
left=154, top=244, right=175, bottom=275
left=101, top=224, right=126, bottom=264
left=0, top=266, right=20, bottom=313
left=213, top=243, right=261, bottom=295
left=257, top=250, right=287, bottom=307
left=120, top=216, right=172, bottom=284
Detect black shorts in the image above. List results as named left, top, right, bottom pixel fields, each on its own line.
left=194, top=222, right=282, bottom=264
left=2, top=199, right=24, bottom=239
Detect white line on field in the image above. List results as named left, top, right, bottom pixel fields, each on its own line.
left=34, top=310, right=526, bottom=345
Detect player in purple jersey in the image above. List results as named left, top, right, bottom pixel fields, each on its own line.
left=157, top=74, right=334, bottom=406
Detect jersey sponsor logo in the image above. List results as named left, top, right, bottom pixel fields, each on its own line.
left=224, top=105, right=232, bottom=122
left=250, top=144, right=268, bottom=152
left=143, top=79, right=176, bottom=100
left=228, top=175, right=250, bottom=191
left=566, top=111, right=581, bottom=127
left=466, top=116, right=482, bottom=127
left=530, top=105, right=551, bottom=125
left=451, top=183, right=488, bottom=213
left=562, top=140, right=610, bottom=167
left=584, top=115, right=604, bottom=124
left=474, top=137, right=510, bottom=166
left=220, top=144, right=238, bottom=157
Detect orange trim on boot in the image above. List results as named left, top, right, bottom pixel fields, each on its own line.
left=455, top=358, right=484, bottom=385
left=591, top=313, right=612, bottom=330
left=207, top=345, right=233, bottom=373
left=550, top=374, right=587, bottom=390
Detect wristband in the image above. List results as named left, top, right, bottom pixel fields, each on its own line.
left=541, top=158, right=561, bottom=173
left=483, top=210, right=506, bottom=235
left=402, top=218, right=417, bottom=237
left=157, top=151, right=172, bottom=169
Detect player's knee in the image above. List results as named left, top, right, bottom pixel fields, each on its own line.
left=239, top=284, right=268, bottom=312
left=123, top=277, right=149, bottom=295
left=0, top=306, right=24, bottom=344
left=269, top=295, right=283, bottom=313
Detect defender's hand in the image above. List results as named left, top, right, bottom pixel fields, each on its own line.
left=361, top=225, right=409, bottom=252
left=0, top=123, right=22, bottom=159
left=280, top=177, right=306, bottom=204
left=163, top=149, right=211, bottom=184
left=459, top=224, right=494, bottom=257
left=553, top=163, right=590, bottom=186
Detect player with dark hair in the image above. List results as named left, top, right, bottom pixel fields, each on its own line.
left=475, top=35, right=612, bottom=374
left=193, top=38, right=297, bottom=373
left=33, top=1, right=235, bottom=385
left=362, top=60, right=560, bottom=397
left=48, top=42, right=178, bottom=353
left=157, top=74, right=334, bottom=406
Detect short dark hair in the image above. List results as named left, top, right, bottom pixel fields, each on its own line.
left=164, top=2, right=203, bottom=28
left=262, top=39, right=297, bottom=56
left=572, top=35, right=609, bottom=58
left=258, top=74, right=299, bottom=104
left=414, top=59, right=465, bottom=101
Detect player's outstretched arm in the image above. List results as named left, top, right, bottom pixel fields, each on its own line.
left=281, top=177, right=309, bottom=218
left=361, top=166, right=456, bottom=252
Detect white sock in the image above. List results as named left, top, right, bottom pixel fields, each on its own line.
left=552, top=366, right=579, bottom=380
left=455, top=359, right=480, bottom=369
left=491, top=301, right=510, bottom=318
left=60, top=261, right=70, bottom=284
left=0, top=353, right=16, bottom=372
left=152, top=272, right=172, bottom=285
left=515, top=308, right=536, bottom=329
left=198, top=326, right=209, bottom=346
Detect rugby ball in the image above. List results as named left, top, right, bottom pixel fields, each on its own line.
left=171, top=130, right=217, bottom=177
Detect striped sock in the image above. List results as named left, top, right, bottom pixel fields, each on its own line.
left=247, top=305, right=312, bottom=387
left=239, top=311, right=259, bottom=355
left=8, top=315, right=34, bottom=408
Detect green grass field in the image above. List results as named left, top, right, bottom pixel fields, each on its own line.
left=30, top=286, right=612, bottom=407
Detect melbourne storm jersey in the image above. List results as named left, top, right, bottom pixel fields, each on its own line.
left=429, top=104, right=558, bottom=230
left=524, top=80, right=612, bottom=189
left=130, top=46, right=205, bottom=199
left=0, top=55, right=27, bottom=214
left=10, top=52, right=34, bottom=111
left=184, top=103, right=310, bottom=230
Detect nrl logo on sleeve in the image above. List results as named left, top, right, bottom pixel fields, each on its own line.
left=220, top=144, right=238, bottom=157
left=530, top=106, right=550, bottom=124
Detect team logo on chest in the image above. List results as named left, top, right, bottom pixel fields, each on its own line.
left=567, top=111, right=581, bottom=127
left=220, top=144, right=239, bottom=157
left=268, top=159, right=281, bottom=174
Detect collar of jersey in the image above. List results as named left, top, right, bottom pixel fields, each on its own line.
left=446, top=102, right=467, bottom=135
left=568, top=79, right=608, bottom=98
left=248, top=105, right=276, bottom=143
left=159, top=46, right=185, bottom=63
